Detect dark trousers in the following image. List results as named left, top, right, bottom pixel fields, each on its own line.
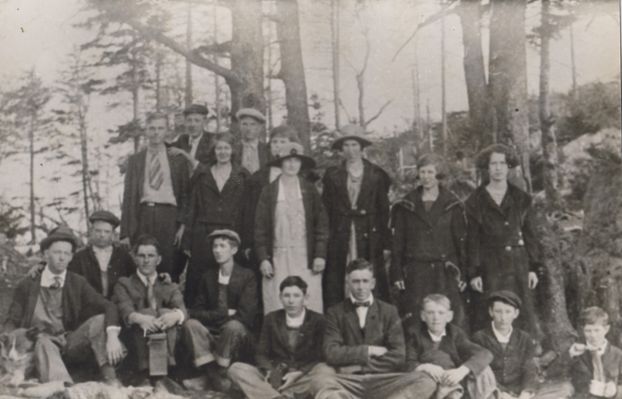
left=184, top=222, right=222, bottom=306
left=136, top=203, right=178, bottom=276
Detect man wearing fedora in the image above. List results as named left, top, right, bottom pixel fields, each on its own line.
left=120, top=112, right=191, bottom=278
left=235, top=108, right=270, bottom=174
left=68, top=210, right=135, bottom=299
left=4, top=227, right=125, bottom=385
left=321, top=124, right=392, bottom=308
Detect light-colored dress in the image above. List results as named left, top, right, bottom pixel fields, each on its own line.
left=262, top=178, right=324, bottom=314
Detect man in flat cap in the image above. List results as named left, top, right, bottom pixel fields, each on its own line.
left=121, top=112, right=191, bottom=278
left=236, top=108, right=270, bottom=174
left=188, top=229, right=257, bottom=391
left=68, top=210, right=135, bottom=299
left=174, top=104, right=216, bottom=165
left=4, top=227, right=125, bottom=386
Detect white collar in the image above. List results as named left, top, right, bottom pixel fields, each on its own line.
left=491, top=322, right=513, bottom=344
left=587, top=340, right=608, bottom=356
left=286, top=308, right=306, bottom=328
left=428, top=329, right=447, bottom=343
left=137, top=270, right=157, bottom=286
left=189, top=134, right=202, bottom=144
left=41, top=266, right=67, bottom=288
left=218, top=267, right=233, bottom=285
left=349, top=293, right=374, bottom=306
left=92, top=245, right=113, bottom=254
left=243, top=138, right=259, bottom=148
left=277, top=177, right=302, bottom=201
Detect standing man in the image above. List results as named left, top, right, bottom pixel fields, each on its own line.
left=235, top=108, right=270, bottom=174
left=69, top=210, right=135, bottom=299
left=5, top=227, right=125, bottom=386
left=175, top=104, right=216, bottom=165
left=121, top=112, right=191, bottom=277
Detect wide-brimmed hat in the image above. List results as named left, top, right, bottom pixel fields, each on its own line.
left=236, top=108, right=266, bottom=124
left=269, top=142, right=316, bottom=170
left=487, top=290, right=522, bottom=310
left=40, top=225, right=79, bottom=252
left=183, top=104, right=209, bottom=116
left=89, top=210, right=120, bottom=228
left=331, top=124, right=372, bottom=150
left=207, top=229, right=241, bottom=247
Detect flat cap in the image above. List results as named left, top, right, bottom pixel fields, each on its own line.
left=89, top=210, right=120, bottom=228
left=236, top=108, right=266, bottom=123
left=488, top=290, right=522, bottom=310
left=207, top=229, right=241, bottom=246
left=40, top=225, right=79, bottom=252
left=183, top=104, right=209, bottom=116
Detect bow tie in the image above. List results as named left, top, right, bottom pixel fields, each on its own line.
left=353, top=301, right=371, bottom=308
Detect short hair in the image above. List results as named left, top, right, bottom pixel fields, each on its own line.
left=133, top=234, right=161, bottom=256
left=580, top=306, right=609, bottom=327
left=475, top=143, right=520, bottom=170
left=270, top=125, right=298, bottom=142
left=422, top=294, right=452, bottom=310
left=417, top=153, right=447, bottom=180
left=209, top=132, right=239, bottom=165
left=345, top=258, right=374, bottom=276
left=145, top=112, right=169, bottom=128
left=279, top=275, right=308, bottom=294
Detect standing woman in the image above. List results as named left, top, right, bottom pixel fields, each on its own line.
left=255, top=142, right=328, bottom=314
left=182, top=132, right=249, bottom=306
left=390, top=154, right=467, bottom=328
left=466, top=144, right=543, bottom=339
left=321, top=124, right=392, bottom=308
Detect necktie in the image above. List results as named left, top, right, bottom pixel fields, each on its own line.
left=147, top=277, right=157, bottom=311
left=590, top=348, right=606, bottom=382
left=148, top=151, right=164, bottom=190
left=354, top=301, right=371, bottom=308
left=51, top=276, right=62, bottom=289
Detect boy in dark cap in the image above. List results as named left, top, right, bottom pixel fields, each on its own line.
left=68, top=210, right=135, bottom=299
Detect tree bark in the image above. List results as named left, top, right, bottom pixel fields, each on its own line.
left=331, top=0, right=341, bottom=130
left=457, top=0, right=491, bottom=148
left=275, top=0, right=311, bottom=150
left=489, top=0, right=531, bottom=191
left=28, top=112, right=36, bottom=245
left=79, top=107, right=91, bottom=232
left=185, top=1, right=193, bottom=107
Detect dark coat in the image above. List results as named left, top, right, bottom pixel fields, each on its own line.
left=405, top=323, right=492, bottom=375
left=112, top=273, right=188, bottom=325
left=234, top=140, right=271, bottom=171
left=5, top=271, right=120, bottom=331
left=472, top=326, right=538, bottom=395
left=189, top=264, right=257, bottom=330
left=321, top=160, right=392, bottom=306
left=323, top=299, right=405, bottom=373
left=68, top=245, right=136, bottom=299
left=390, top=186, right=467, bottom=324
left=172, top=133, right=216, bottom=165
left=120, top=149, right=191, bottom=241
left=256, top=309, right=326, bottom=374
left=465, top=184, right=543, bottom=336
left=568, top=342, right=622, bottom=396
left=254, top=177, right=329, bottom=267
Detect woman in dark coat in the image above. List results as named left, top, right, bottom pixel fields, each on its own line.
left=466, top=144, right=543, bottom=340
left=391, top=154, right=467, bottom=328
left=182, top=132, right=249, bottom=306
left=321, top=124, right=392, bottom=308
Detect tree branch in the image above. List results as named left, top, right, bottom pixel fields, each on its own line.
left=194, top=41, right=232, bottom=56
left=364, top=99, right=393, bottom=128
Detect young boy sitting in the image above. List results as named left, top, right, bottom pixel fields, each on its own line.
left=405, top=293, right=493, bottom=399
left=568, top=306, right=622, bottom=399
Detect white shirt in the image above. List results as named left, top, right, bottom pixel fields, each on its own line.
left=269, top=166, right=282, bottom=183
left=135, top=271, right=185, bottom=324
left=40, top=266, right=67, bottom=288
left=491, top=322, right=513, bottom=344
left=92, top=245, right=113, bottom=272
left=141, top=146, right=177, bottom=206
left=587, top=340, right=608, bottom=356
left=350, top=294, right=374, bottom=329
left=286, top=308, right=306, bottom=328
left=428, top=329, right=447, bottom=343
left=277, top=178, right=302, bottom=201
left=189, top=134, right=202, bottom=159
left=218, top=268, right=232, bottom=285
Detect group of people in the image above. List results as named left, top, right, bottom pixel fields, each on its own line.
left=4, top=103, right=622, bottom=399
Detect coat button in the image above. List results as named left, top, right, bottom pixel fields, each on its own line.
left=504, top=221, right=509, bottom=226
left=361, top=209, right=366, bottom=215
left=505, top=246, right=512, bottom=251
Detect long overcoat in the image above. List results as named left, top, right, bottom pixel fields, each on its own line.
left=321, top=160, right=391, bottom=307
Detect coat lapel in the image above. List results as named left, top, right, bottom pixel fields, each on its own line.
left=335, top=166, right=351, bottom=209
left=344, top=301, right=364, bottom=342
left=136, top=150, right=147, bottom=201
left=86, top=246, right=104, bottom=293
left=354, top=161, right=373, bottom=209
left=24, top=274, right=42, bottom=327
left=363, top=301, right=380, bottom=342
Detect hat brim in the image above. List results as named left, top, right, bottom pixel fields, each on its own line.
left=331, top=136, right=372, bottom=150
left=89, top=216, right=120, bottom=228
left=269, top=154, right=316, bottom=170
left=40, top=235, right=78, bottom=252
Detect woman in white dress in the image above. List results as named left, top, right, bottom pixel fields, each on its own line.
left=254, top=142, right=329, bottom=314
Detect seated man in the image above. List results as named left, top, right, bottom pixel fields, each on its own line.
left=4, top=226, right=125, bottom=385
left=405, top=294, right=493, bottom=399
left=69, top=210, right=136, bottom=299
left=112, top=235, right=212, bottom=385
left=228, top=276, right=326, bottom=399
left=188, top=229, right=257, bottom=390
left=310, top=258, right=436, bottom=399
left=567, top=306, right=622, bottom=399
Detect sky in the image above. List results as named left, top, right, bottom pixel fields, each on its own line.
left=0, top=0, right=619, bottom=244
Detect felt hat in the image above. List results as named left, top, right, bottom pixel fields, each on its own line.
left=40, top=225, right=79, bottom=252
left=183, top=104, right=209, bottom=116
left=207, top=229, right=241, bottom=247
left=331, top=124, right=372, bottom=150
left=269, top=142, right=316, bottom=170
left=89, top=210, right=120, bottom=228
left=488, top=290, right=522, bottom=310
left=236, top=108, right=266, bottom=124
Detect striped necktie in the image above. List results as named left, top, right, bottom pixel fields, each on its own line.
left=147, top=277, right=157, bottom=311
left=148, top=151, right=164, bottom=190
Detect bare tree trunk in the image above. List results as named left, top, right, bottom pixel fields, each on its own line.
left=79, top=109, right=91, bottom=232
left=155, top=48, right=162, bottom=112
left=489, top=0, right=531, bottom=191
left=440, top=2, right=447, bottom=156
left=331, top=0, right=341, bottom=130
left=185, top=1, right=193, bottom=107
left=539, top=0, right=562, bottom=208
left=28, top=113, right=36, bottom=245
left=457, top=0, right=491, bottom=148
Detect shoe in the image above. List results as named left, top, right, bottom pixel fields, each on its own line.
left=154, top=376, right=187, bottom=395
left=207, top=368, right=232, bottom=393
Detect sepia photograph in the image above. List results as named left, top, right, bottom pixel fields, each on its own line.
left=0, top=0, right=620, bottom=398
